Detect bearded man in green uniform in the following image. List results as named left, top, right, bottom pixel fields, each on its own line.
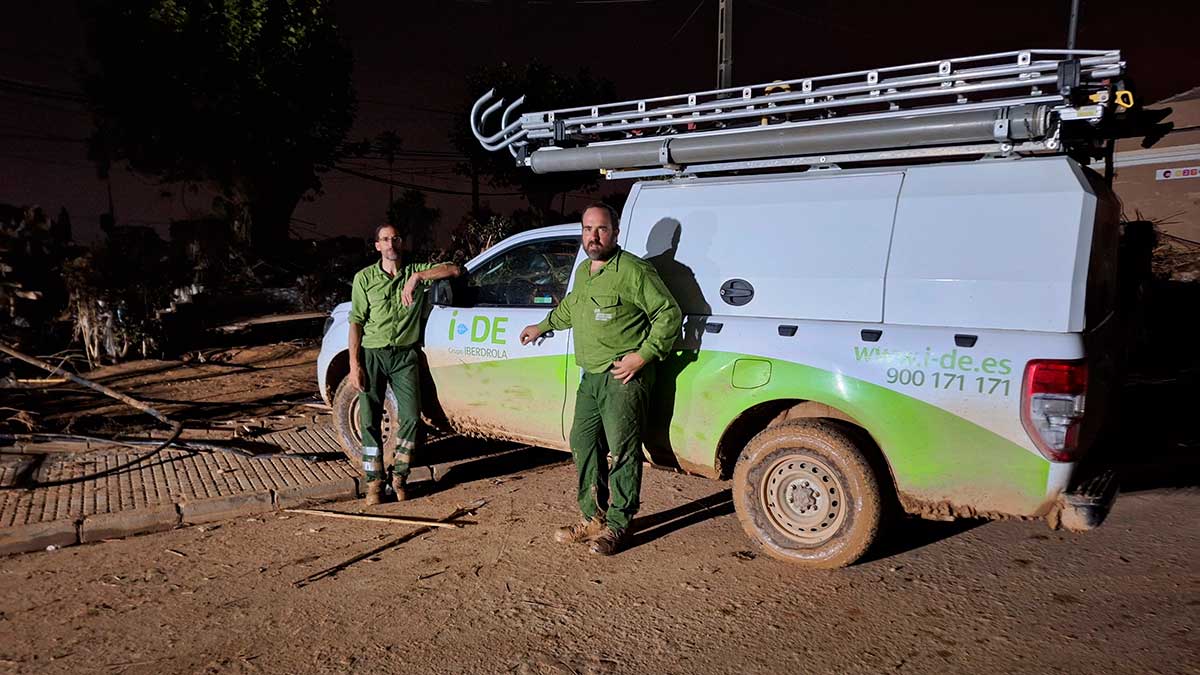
left=520, top=203, right=682, bottom=555
left=349, top=224, right=461, bottom=505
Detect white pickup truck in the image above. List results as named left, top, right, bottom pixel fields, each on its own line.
left=318, top=155, right=1122, bottom=568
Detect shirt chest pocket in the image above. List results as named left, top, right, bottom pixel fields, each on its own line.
left=588, top=295, right=626, bottom=323
left=367, top=284, right=395, bottom=308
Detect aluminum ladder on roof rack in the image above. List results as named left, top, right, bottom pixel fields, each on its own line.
left=469, top=49, right=1132, bottom=178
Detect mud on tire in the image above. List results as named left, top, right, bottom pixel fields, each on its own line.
left=733, top=419, right=883, bottom=568
left=331, top=376, right=397, bottom=470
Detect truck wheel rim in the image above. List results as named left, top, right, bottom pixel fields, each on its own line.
left=760, top=453, right=847, bottom=544
left=348, top=398, right=393, bottom=451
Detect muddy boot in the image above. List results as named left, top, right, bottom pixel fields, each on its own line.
left=391, top=474, right=408, bottom=503
left=588, top=527, right=627, bottom=556
left=364, top=481, right=384, bottom=506
left=553, top=515, right=605, bottom=544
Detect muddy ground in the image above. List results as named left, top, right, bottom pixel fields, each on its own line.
left=1, top=342, right=1197, bottom=674
left=1, top=341, right=325, bottom=438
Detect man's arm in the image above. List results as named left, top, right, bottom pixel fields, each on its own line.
left=611, top=266, right=682, bottom=383
left=348, top=322, right=366, bottom=391
left=402, top=263, right=463, bottom=306
left=348, top=273, right=370, bottom=390
left=634, top=268, right=683, bottom=363
left=520, top=291, right=576, bottom=345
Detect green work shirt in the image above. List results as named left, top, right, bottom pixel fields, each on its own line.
left=349, top=261, right=440, bottom=349
left=537, top=248, right=682, bottom=374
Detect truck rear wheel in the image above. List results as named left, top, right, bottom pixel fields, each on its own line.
left=733, top=420, right=882, bottom=568
left=331, top=376, right=397, bottom=470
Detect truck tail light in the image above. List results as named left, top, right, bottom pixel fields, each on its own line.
left=1021, top=359, right=1088, bottom=462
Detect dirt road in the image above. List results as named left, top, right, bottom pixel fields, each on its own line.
left=2, top=342, right=1196, bottom=674
left=1, top=448, right=1195, bottom=674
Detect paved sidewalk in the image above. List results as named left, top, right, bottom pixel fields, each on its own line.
left=0, top=423, right=360, bottom=555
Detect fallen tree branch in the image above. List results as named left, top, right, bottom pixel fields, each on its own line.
left=284, top=508, right=466, bottom=529
left=293, top=500, right=486, bottom=588
left=0, top=342, right=171, bottom=425
left=14, top=378, right=68, bottom=385
left=0, top=341, right=182, bottom=488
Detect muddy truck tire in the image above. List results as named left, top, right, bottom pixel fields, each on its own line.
left=331, top=377, right=397, bottom=471
left=733, top=419, right=882, bottom=568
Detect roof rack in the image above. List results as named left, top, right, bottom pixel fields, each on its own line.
left=469, top=49, right=1133, bottom=178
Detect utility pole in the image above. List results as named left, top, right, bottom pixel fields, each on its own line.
left=1067, top=0, right=1081, bottom=49
left=717, top=0, right=733, bottom=89
left=376, top=131, right=403, bottom=209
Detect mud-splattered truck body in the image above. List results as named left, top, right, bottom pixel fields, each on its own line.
left=319, top=155, right=1121, bottom=567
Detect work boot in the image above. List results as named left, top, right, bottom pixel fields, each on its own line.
left=364, top=481, right=384, bottom=506
left=588, top=527, right=627, bottom=556
left=391, top=474, right=408, bottom=503
left=553, top=515, right=605, bottom=544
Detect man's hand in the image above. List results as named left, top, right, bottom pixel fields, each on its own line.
left=519, top=324, right=543, bottom=346
left=349, top=363, right=366, bottom=391
left=401, top=272, right=422, bottom=307
left=611, top=352, right=647, bottom=384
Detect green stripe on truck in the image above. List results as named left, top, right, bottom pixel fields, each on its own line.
left=431, top=349, right=1051, bottom=515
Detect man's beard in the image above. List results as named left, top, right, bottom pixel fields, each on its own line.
left=585, top=242, right=615, bottom=261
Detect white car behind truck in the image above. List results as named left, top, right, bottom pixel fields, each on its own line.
left=320, top=49, right=1144, bottom=567
left=319, top=156, right=1121, bottom=567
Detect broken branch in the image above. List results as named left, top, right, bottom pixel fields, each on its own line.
left=293, top=500, right=485, bottom=588
left=0, top=342, right=172, bottom=425
left=0, top=341, right=183, bottom=488
left=284, top=508, right=465, bottom=528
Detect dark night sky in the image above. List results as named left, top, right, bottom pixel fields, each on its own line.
left=2, top=0, right=1198, bottom=244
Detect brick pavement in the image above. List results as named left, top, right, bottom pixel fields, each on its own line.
left=0, top=423, right=360, bottom=555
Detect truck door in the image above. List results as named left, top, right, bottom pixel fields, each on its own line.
left=424, top=233, right=580, bottom=448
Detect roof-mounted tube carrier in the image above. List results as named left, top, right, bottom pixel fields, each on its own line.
left=469, top=49, right=1138, bottom=175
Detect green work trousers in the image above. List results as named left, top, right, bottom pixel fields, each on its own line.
left=568, top=364, right=654, bottom=532
left=359, top=345, right=420, bottom=484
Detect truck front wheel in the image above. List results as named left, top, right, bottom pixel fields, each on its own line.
left=331, top=376, right=397, bottom=470
left=733, top=420, right=882, bottom=568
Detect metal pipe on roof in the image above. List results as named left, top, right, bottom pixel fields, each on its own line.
left=528, top=105, right=1051, bottom=174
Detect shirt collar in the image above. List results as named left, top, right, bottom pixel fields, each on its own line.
left=375, top=260, right=403, bottom=279
left=583, top=247, right=622, bottom=276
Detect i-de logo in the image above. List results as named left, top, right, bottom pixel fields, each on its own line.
left=447, top=311, right=508, bottom=344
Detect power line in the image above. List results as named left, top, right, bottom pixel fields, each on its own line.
left=743, top=0, right=856, bottom=33
left=341, top=154, right=466, bottom=164
left=289, top=217, right=332, bottom=239
left=671, top=0, right=709, bottom=42
left=333, top=164, right=524, bottom=197
left=356, top=99, right=459, bottom=116
left=0, top=46, right=77, bottom=67
left=0, top=132, right=89, bottom=144
left=0, top=95, right=91, bottom=116
left=338, top=147, right=468, bottom=160
left=0, top=153, right=93, bottom=167
left=0, top=76, right=88, bottom=103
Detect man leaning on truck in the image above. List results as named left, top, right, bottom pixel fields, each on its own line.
left=520, top=203, right=683, bottom=556
left=349, top=223, right=461, bottom=506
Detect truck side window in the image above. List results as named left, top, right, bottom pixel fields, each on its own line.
left=465, top=236, right=580, bottom=308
